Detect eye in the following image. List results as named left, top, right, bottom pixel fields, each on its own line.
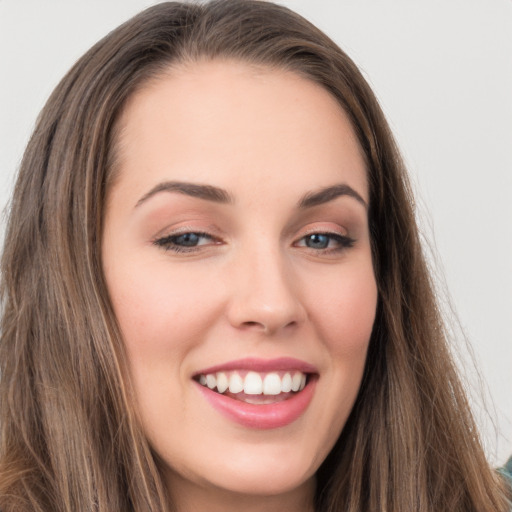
left=153, top=232, right=217, bottom=253
left=295, top=232, right=355, bottom=252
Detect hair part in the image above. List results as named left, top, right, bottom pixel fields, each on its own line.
left=1, top=1, right=510, bottom=511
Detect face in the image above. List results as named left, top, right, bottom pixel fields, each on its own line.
left=102, top=61, right=377, bottom=507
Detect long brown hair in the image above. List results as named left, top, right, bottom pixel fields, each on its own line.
left=1, top=1, right=509, bottom=511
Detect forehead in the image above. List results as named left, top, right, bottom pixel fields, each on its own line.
left=112, top=59, right=368, bottom=205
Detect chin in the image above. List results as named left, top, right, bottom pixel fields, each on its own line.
left=162, top=440, right=319, bottom=499
left=212, top=462, right=313, bottom=496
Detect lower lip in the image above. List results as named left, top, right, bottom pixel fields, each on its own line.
left=195, top=378, right=317, bottom=429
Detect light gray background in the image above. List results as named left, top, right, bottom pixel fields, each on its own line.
left=1, top=1, right=510, bottom=465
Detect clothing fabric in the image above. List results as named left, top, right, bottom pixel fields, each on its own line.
left=499, top=456, right=512, bottom=484
left=499, top=456, right=512, bottom=510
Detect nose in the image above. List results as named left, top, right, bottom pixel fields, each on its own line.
left=225, top=245, right=306, bottom=335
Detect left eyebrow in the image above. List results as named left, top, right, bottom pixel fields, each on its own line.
left=135, top=181, right=234, bottom=208
left=298, top=184, right=367, bottom=209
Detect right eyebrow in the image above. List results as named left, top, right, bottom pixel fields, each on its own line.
left=135, top=181, right=234, bottom=208
left=298, top=183, right=367, bottom=210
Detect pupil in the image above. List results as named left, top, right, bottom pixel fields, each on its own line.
left=306, top=234, right=329, bottom=249
left=176, top=233, right=199, bottom=246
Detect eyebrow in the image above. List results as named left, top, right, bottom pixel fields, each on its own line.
left=298, top=184, right=367, bottom=209
left=135, top=180, right=367, bottom=210
left=135, top=181, right=234, bottom=207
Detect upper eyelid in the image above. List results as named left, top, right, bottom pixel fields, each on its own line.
left=298, top=227, right=346, bottom=236
left=154, top=231, right=216, bottom=243
left=293, top=225, right=349, bottom=240
left=153, top=224, right=220, bottom=239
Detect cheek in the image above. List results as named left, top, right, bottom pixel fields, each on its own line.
left=296, top=262, right=377, bottom=467
left=106, top=260, right=224, bottom=364
left=308, top=263, right=378, bottom=357
left=105, top=263, right=226, bottom=435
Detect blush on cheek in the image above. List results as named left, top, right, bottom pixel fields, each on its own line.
left=316, top=282, right=377, bottom=356
left=114, top=276, right=225, bottom=363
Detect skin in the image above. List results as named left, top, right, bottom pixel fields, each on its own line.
left=102, top=60, right=378, bottom=512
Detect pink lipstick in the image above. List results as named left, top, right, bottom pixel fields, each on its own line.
left=193, top=357, right=318, bottom=429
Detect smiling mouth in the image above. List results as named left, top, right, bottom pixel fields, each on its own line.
left=195, top=370, right=309, bottom=404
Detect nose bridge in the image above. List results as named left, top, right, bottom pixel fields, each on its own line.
left=226, top=237, right=305, bottom=334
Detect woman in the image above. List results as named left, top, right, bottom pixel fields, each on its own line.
left=0, top=1, right=510, bottom=511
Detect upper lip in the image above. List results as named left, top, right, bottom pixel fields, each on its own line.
left=194, top=357, right=318, bottom=376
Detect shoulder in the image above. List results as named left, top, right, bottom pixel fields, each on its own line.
left=498, top=456, right=512, bottom=509
left=499, top=456, right=512, bottom=484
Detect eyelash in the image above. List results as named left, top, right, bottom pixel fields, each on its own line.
left=295, top=232, right=355, bottom=253
left=153, top=232, right=216, bottom=253
left=153, top=231, right=355, bottom=254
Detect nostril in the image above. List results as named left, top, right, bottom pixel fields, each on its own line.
left=239, top=319, right=299, bottom=334
left=241, top=321, right=265, bottom=330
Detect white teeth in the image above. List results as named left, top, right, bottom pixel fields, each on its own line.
left=263, top=373, right=282, bottom=395
left=228, top=372, right=244, bottom=393
left=281, top=372, right=292, bottom=392
left=206, top=374, right=217, bottom=389
left=244, top=372, right=263, bottom=395
left=198, top=370, right=309, bottom=395
left=216, top=372, right=229, bottom=393
left=291, top=372, right=302, bottom=392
